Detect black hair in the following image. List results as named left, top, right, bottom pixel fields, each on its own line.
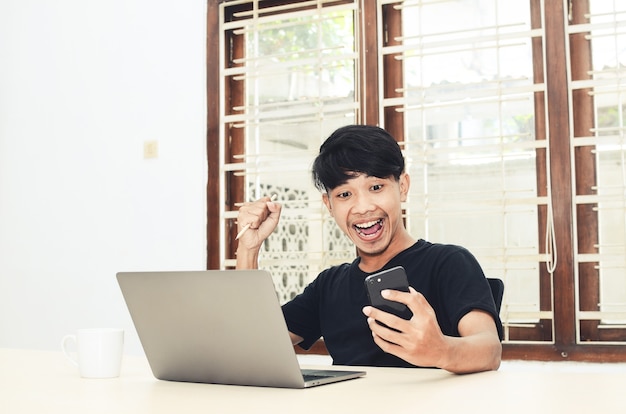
left=312, top=124, right=405, bottom=192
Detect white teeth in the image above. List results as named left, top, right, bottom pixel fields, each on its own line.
left=355, top=220, right=379, bottom=228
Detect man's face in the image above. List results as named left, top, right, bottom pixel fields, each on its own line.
left=322, top=172, right=409, bottom=258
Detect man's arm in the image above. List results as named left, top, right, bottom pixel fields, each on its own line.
left=363, top=288, right=501, bottom=374
left=289, top=332, right=304, bottom=346
left=235, top=197, right=308, bottom=348
left=235, top=196, right=281, bottom=270
left=437, top=310, right=502, bottom=373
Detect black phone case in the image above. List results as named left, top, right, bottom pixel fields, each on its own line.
left=364, top=266, right=413, bottom=320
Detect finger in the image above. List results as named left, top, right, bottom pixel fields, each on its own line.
left=257, top=202, right=281, bottom=234
left=364, top=307, right=408, bottom=337
left=240, top=197, right=282, bottom=240
left=380, top=286, right=415, bottom=304
left=383, top=287, right=432, bottom=319
left=373, top=330, right=407, bottom=352
left=366, top=316, right=405, bottom=347
left=265, top=198, right=281, bottom=215
left=239, top=197, right=274, bottom=228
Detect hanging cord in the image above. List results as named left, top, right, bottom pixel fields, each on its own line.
left=543, top=0, right=558, bottom=275
left=543, top=129, right=557, bottom=341
left=544, top=117, right=557, bottom=275
left=545, top=200, right=558, bottom=275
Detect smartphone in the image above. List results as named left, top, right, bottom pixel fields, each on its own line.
left=364, top=266, right=413, bottom=320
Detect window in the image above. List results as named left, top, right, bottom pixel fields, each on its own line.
left=569, top=0, right=626, bottom=345
left=216, top=0, right=360, bottom=302
left=378, top=0, right=551, bottom=345
left=209, top=0, right=626, bottom=361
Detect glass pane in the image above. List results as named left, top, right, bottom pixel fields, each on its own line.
left=221, top=1, right=359, bottom=302
left=386, top=0, right=545, bottom=333
left=571, top=0, right=626, bottom=337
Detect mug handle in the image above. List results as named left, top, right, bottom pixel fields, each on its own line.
left=61, top=334, right=79, bottom=367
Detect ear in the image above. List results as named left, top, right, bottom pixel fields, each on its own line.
left=399, top=173, right=410, bottom=202
left=322, top=193, right=333, bottom=215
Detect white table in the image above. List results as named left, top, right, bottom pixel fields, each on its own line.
left=2, top=348, right=624, bottom=413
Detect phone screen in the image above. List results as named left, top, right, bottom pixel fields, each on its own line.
left=364, top=266, right=413, bottom=320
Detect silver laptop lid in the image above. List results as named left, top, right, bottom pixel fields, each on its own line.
left=116, top=270, right=364, bottom=388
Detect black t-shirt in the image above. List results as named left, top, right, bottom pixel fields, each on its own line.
left=281, top=239, right=503, bottom=367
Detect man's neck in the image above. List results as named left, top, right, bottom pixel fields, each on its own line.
left=357, top=232, right=416, bottom=273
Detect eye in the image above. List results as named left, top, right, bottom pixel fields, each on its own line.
left=336, top=191, right=351, bottom=199
left=371, top=184, right=384, bottom=191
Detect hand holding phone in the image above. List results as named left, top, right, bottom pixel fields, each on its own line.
left=364, top=266, right=413, bottom=321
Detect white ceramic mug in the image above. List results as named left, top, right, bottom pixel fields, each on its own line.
left=62, top=328, right=124, bottom=378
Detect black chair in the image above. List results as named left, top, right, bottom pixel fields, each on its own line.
left=487, top=278, right=504, bottom=313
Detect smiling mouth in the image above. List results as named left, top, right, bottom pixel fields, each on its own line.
left=354, top=219, right=383, bottom=236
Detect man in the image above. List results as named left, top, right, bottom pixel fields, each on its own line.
left=236, top=124, right=503, bottom=374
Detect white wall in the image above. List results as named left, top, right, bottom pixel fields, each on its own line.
left=0, top=0, right=208, bottom=355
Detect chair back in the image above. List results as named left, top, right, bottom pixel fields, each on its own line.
left=487, top=278, right=504, bottom=313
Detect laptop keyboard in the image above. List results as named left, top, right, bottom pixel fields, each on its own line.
left=303, top=373, right=331, bottom=382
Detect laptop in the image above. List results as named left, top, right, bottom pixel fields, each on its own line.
left=116, top=270, right=366, bottom=388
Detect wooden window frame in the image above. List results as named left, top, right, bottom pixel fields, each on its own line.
left=207, top=0, right=626, bottom=361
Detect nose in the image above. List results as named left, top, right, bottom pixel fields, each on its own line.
left=351, top=192, right=376, bottom=215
